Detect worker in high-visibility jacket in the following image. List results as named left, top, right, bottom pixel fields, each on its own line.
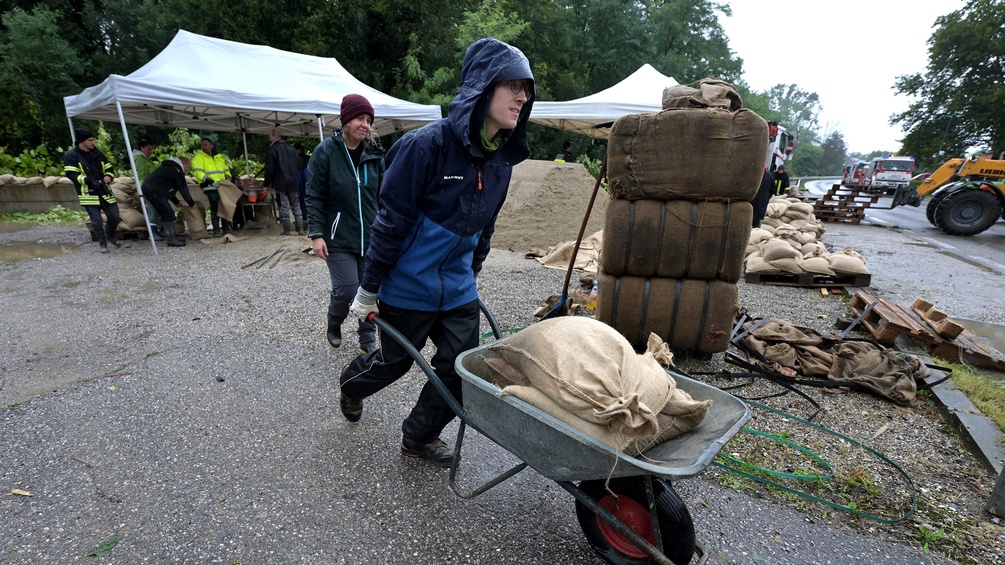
left=63, top=127, right=121, bottom=253
left=191, top=137, right=231, bottom=236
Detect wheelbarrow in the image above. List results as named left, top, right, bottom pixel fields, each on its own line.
left=367, top=302, right=750, bottom=565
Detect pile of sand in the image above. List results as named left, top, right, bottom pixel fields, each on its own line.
left=492, top=160, right=606, bottom=253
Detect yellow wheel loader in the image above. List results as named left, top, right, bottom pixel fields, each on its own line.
left=891, top=155, right=1005, bottom=236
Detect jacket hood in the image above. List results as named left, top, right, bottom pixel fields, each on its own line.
left=448, top=38, right=534, bottom=161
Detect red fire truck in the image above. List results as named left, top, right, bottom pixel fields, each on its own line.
left=766, top=121, right=795, bottom=170
left=841, top=160, right=869, bottom=187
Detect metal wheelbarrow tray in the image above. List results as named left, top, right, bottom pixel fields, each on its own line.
left=369, top=308, right=750, bottom=565
left=455, top=341, right=751, bottom=483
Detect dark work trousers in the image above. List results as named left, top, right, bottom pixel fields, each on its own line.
left=325, top=252, right=376, bottom=343
left=205, top=189, right=220, bottom=220
left=143, top=193, right=175, bottom=223
left=340, top=299, right=480, bottom=444
left=84, top=196, right=121, bottom=239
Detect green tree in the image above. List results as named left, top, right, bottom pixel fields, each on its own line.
left=0, top=6, right=81, bottom=151
left=788, top=142, right=822, bottom=177
left=818, top=131, right=848, bottom=176
left=893, top=0, right=1005, bottom=165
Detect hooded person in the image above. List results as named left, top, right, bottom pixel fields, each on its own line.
left=338, top=37, right=535, bottom=467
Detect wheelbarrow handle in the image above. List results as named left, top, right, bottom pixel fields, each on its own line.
left=365, top=312, right=465, bottom=420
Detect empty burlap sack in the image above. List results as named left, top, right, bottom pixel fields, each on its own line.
left=662, top=78, right=743, bottom=111
left=180, top=203, right=210, bottom=239
left=217, top=180, right=243, bottom=222
left=484, top=320, right=710, bottom=454
left=607, top=108, right=768, bottom=202
left=537, top=230, right=603, bottom=273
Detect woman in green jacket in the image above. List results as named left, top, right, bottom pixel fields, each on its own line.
left=306, top=94, right=385, bottom=353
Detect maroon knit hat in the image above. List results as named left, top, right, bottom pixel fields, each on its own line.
left=340, top=94, right=375, bottom=126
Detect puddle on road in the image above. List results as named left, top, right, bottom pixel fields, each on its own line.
left=0, top=241, right=79, bottom=260
left=959, top=318, right=1005, bottom=355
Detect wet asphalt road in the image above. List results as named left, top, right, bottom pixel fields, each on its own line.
left=0, top=222, right=970, bottom=564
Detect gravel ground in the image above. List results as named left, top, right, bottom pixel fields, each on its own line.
left=0, top=221, right=1002, bottom=564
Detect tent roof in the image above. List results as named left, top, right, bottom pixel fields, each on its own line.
left=529, top=64, right=678, bottom=139
left=63, top=30, right=442, bottom=138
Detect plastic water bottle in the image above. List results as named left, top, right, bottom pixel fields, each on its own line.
left=588, top=280, right=598, bottom=311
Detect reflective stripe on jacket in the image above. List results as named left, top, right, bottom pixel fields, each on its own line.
left=63, top=146, right=115, bottom=206
left=191, top=150, right=228, bottom=189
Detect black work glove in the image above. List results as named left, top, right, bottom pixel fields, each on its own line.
left=200, top=177, right=213, bottom=188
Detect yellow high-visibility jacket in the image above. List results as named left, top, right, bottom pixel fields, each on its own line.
left=191, top=150, right=229, bottom=189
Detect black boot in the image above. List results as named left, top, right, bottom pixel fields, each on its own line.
left=295, top=217, right=306, bottom=236
left=96, top=228, right=109, bottom=253
left=211, top=217, right=221, bottom=238
left=281, top=218, right=292, bottom=236
left=164, top=223, right=186, bottom=247
left=106, top=225, right=121, bottom=247
left=327, top=320, right=342, bottom=348
left=222, top=219, right=232, bottom=234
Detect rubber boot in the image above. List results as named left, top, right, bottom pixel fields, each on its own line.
left=96, top=229, right=109, bottom=253
left=149, top=224, right=165, bottom=241
left=222, top=219, right=232, bottom=235
left=106, top=225, right=121, bottom=248
left=164, top=223, right=186, bottom=247
left=211, top=216, right=221, bottom=238
left=281, top=218, right=292, bottom=236
left=295, top=217, right=305, bottom=236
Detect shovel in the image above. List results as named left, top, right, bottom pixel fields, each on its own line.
left=541, top=153, right=608, bottom=320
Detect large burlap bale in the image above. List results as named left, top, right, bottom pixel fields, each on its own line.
left=606, top=108, right=768, bottom=202
left=602, top=199, right=752, bottom=282
left=596, top=272, right=738, bottom=353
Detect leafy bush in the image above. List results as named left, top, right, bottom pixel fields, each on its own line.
left=0, top=144, right=66, bottom=176
left=1, top=205, right=87, bottom=224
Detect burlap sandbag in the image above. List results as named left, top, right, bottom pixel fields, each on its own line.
left=801, top=242, right=828, bottom=257
left=119, top=207, right=146, bottom=230
left=607, top=108, right=768, bottom=202
left=760, top=239, right=801, bottom=261
left=828, top=254, right=870, bottom=274
left=180, top=202, right=210, bottom=239
left=745, top=255, right=776, bottom=273
left=596, top=272, right=738, bottom=353
left=749, top=227, right=773, bottom=245
left=802, top=256, right=836, bottom=275
left=0, top=174, right=14, bottom=185
left=602, top=198, right=751, bottom=282
left=486, top=317, right=675, bottom=440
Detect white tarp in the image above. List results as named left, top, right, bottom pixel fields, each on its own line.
left=529, top=64, right=678, bottom=139
left=63, top=30, right=442, bottom=138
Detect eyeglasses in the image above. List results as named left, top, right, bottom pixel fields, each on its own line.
left=502, top=79, right=533, bottom=96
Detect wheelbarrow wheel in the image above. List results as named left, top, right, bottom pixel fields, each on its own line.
left=575, top=476, right=695, bottom=565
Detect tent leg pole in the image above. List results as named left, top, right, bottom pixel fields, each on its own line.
left=116, top=101, right=158, bottom=256
left=67, top=117, right=76, bottom=144
left=242, top=131, right=250, bottom=178
left=317, top=116, right=324, bottom=142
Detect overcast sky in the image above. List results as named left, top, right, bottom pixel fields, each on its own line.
left=719, top=0, right=966, bottom=155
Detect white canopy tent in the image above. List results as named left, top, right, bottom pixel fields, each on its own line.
left=529, top=64, right=678, bottom=139
left=63, top=30, right=442, bottom=254
left=63, top=29, right=442, bottom=139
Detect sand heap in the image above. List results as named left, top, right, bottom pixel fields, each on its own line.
left=491, top=160, right=606, bottom=253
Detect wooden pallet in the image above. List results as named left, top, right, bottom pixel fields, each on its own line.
left=744, top=271, right=871, bottom=288
left=912, top=298, right=965, bottom=340
left=849, top=291, right=1005, bottom=371
left=809, top=185, right=881, bottom=223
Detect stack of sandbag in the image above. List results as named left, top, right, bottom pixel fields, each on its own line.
left=596, top=78, right=767, bottom=353
left=745, top=195, right=871, bottom=277
left=108, top=175, right=211, bottom=239
left=483, top=317, right=711, bottom=455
